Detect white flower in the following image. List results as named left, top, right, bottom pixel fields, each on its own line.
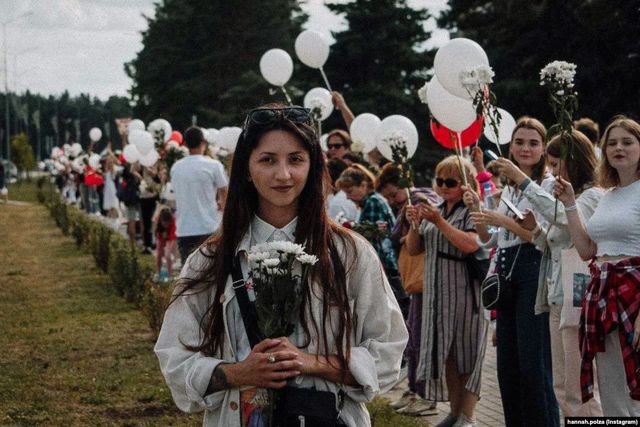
left=296, top=253, right=318, bottom=266
left=248, top=251, right=271, bottom=263
left=383, top=130, right=408, bottom=147
left=540, top=60, right=577, bottom=86
left=263, top=258, right=280, bottom=268
left=459, top=65, right=494, bottom=92
left=417, top=82, right=428, bottom=104
left=270, top=241, right=304, bottom=255
left=166, top=141, right=179, bottom=150
left=351, top=141, right=365, bottom=153
left=556, top=90, right=564, bottom=96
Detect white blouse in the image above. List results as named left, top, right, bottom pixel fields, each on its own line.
left=586, top=179, right=640, bottom=257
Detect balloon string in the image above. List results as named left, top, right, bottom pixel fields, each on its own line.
left=319, top=67, right=333, bottom=92
left=281, top=86, right=293, bottom=106
left=455, top=132, right=469, bottom=188
left=405, top=187, right=416, bottom=230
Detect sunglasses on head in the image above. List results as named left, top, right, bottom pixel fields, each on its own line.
left=436, top=177, right=460, bottom=188
left=243, top=107, right=313, bottom=131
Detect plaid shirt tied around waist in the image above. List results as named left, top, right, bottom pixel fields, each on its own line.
left=580, top=256, right=640, bottom=403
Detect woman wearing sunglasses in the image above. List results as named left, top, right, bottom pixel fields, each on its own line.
left=404, top=156, right=488, bottom=427
left=463, top=117, right=559, bottom=426
left=154, top=104, right=408, bottom=427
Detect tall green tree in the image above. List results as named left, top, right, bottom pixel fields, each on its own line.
left=324, top=0, right=444, bottom=180
left=10, top=133, right=36, bottom=174
left=126, top=0, right=312, bottom=130
left=439, top=0, right=640, bottom=126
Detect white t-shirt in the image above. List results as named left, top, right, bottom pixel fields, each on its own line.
left=327, top=190, right=360, bottom=222
left=170, top=155, right=228, bottom=237
left=586, top=179, right=640, bottom=257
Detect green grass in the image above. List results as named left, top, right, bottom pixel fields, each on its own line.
left=0, top=191, right=429, bottom=427
left=0, top=202, right=198, bottom=426
left=6, top=179, right=42, bottom=203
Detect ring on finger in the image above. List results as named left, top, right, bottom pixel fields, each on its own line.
left=266, top=354, right=276, bottom=364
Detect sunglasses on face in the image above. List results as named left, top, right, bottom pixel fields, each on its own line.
left=243, top=107, right=313, bottom=131
left=327, top=143, right=346, bottom=149
left=436, top=177, right=460, bottom=188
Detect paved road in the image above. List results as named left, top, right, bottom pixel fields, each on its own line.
left=382, top=341, right=505, bottom=426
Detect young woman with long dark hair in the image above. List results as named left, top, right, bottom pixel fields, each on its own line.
left=154, top=104, right=407, bottom=426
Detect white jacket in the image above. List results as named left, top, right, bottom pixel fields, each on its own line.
left=154, top=227, right=408, bottom=426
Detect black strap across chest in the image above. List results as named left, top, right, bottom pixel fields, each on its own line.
left=231, top=254, right=261, bottom=348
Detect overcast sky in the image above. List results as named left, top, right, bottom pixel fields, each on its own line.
left=3, top=0, right=448, bottom=100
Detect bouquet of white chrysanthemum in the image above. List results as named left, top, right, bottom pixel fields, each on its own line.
left=247, top=241, right=318, bottom=339
left=459, top=64, right=502, bottom=151
left=540, top=60, right=578, bottom=152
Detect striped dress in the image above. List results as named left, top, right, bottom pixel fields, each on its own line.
left=416, top=200, right=488, bottom=401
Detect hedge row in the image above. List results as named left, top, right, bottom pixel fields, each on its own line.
left=42, top=184, right=172, bottom=338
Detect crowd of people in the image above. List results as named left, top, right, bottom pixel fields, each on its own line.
left=47, top=95, right=640, bottom=426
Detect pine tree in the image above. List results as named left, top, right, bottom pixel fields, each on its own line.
left=324, top=0, right=441, bottom=180
left=125, top=0, right=311, bottom=130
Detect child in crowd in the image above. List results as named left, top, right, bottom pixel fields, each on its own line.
left=155, top=207, right=176, bottom=281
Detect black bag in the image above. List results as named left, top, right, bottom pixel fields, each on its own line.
left=273, top=386, right=346, bottom=427
left=481, top=245, right=521, bottom=310
left=466, top=255, right=490, bottom=283
left=231, top=256, right=346, bottom=426
left=118, top=173, right=140, bottom=207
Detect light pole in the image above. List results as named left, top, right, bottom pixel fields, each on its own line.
left=2, top=10, right=33, bottom=161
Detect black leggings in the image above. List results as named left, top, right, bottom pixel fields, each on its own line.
left=140, top=197, right=158, bottom=248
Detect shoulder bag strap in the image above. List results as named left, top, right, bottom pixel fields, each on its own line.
left=231, top=254, right=262, bottom=348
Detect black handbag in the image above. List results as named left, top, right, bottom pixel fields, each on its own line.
left=481, top=245, right=521, bottom=310
left=231, top=256, right=346, bottom=426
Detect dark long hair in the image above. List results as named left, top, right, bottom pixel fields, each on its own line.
left=546, top=130, right=597, bottom=194
left=172, top=104, right=356, bottom=374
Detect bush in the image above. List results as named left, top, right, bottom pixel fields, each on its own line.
left=89, top=222, right=113, bottom=273
left=108, top=235, right=153, bottom=304
left=142, top=281, right=174, bottom=338
left=69, top=209, right=91, bottom=247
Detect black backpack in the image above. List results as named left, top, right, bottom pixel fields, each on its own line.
left=118, top=171, right=140, bottom=207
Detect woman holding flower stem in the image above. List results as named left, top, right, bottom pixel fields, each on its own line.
left=155, top=103, right=408, bottom=427
left=463, top=117, right=559, bottom=427
left=554, top=116, right=640, bottom=416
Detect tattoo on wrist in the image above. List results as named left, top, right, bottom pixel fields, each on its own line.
left=207, top=364, right=230, bottom=393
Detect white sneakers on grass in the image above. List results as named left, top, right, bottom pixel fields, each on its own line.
left=390, top=391, right=439, bottom=416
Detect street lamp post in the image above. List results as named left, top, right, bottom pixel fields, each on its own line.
left=2, top=10, right=33, bottom=161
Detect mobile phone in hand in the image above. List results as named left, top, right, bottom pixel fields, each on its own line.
left=484, top=149, right=500, bottom=161
left=501, top=197, right=525, bottom=220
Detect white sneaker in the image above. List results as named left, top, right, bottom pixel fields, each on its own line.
left=436, top=413, right=459, bottom=427
left=452, top=413, right=477, bottom=427
left=396, top=398, right=439, bottom=416
left=390, top=391, right=415, bottom=410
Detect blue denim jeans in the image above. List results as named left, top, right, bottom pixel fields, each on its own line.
left=496, top=243, right=559, bottom=427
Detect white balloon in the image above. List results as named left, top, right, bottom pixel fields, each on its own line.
left=434, top=38, right=490, bottom=100
left=89, top=127, right=102, bottom=142
left=166, top=140, right=180, bottom=150
left=303, top=87, right=334, bottom=121
left=128, top=119, right=145, bottom=133
left=375, top=115, right=419, bottom=161
left=259, top=49, right=294, bottom=87
left=295, top=30, right=330, bottom=69
left=139, top=149, right=159, bottom=167
left=72, top=156, right=86, bottom=173
left=129, top=130, right=155, bottom=155
left=426, top=77, right=477, bottom=132
left=483, top=108, right=517, bottom=145
left=89, top=153, right=101, bottom=169
left=218, top=127, right=242, bottom=153
left=147, top=118, right=172, bottom=143
left=71, top=142, right=83, bottom=157
left=51, top=147, right=62, bottom=159
left=350, top=113, right=381, bottom=154
left=122, top=144, right=140, bottom=163
left=63, top=143, right=72, bottom=156
left=206, top=128, right=219, bottom=144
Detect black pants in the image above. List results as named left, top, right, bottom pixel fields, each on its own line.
left=177, top=234, right=210, bottom=264
left=140, top=197, right=158, bottom=248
